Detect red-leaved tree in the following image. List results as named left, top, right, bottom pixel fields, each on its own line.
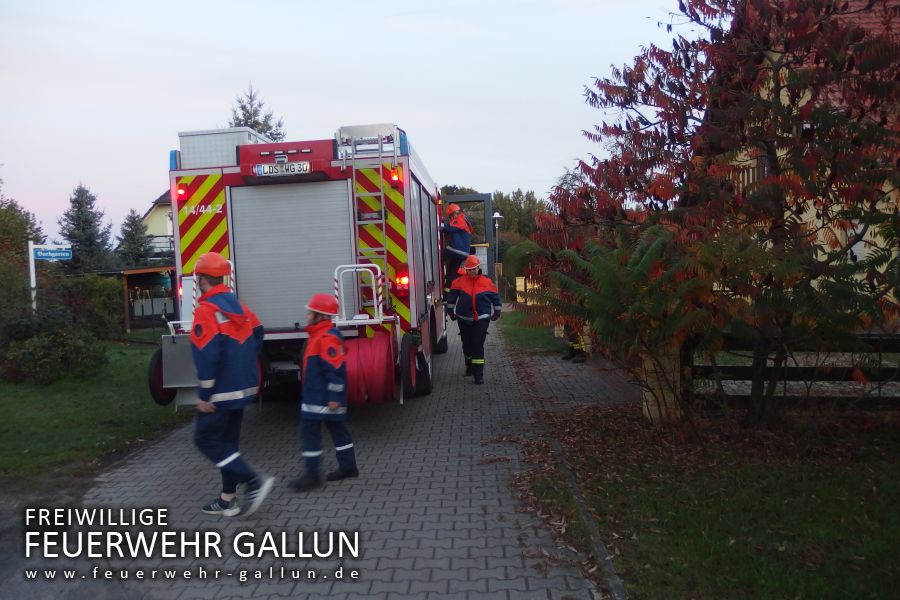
left=534, top=0, right=899, bottom=426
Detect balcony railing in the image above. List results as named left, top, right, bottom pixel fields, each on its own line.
left=148, top=235, right=174, bottom=260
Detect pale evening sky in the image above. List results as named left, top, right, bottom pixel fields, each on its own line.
left=1, top=0, right=676, bottom=240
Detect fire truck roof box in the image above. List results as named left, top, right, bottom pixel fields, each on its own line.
left=336, top=124, right=409, bottom=156
left=177, top=127, right=271, bottom=169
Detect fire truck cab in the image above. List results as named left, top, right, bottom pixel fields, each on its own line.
left=148, top=124, right=448, bottom=407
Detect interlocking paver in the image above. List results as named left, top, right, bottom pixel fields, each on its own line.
left=9, top=311, right=635, bottom=599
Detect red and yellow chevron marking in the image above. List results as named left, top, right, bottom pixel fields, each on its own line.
left=355, top=163, right=410, bottom=334
left=176, top=174, right=229, bottom=275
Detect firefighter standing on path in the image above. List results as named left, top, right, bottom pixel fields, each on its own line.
left=442, top=203, right=473, bottom=292
left=446, top=255, right=502, bottom=384
left=289, top=293, right=359, bottom=492
left=190, top=252, right=274, bottom=517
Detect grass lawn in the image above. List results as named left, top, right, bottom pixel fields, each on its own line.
left=498, top=310, right=568, bottom=354
left=0, top=342, right=190, bottom=484
left=120, top=327, right=167, bottom=344
left=527, top=404, right=900, bottom=599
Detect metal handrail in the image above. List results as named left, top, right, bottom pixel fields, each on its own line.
left=332, top=263, right=395, bottom=327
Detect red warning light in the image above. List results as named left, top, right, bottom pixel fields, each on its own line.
left=393, top=271, right=410, bottom=298
left=389, top=165, right=403, bottom=189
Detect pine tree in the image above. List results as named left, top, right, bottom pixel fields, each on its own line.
left=58, top=184, right=113, bottom=273
left=116, top=209, right=153, bottom=268
left=228, top=83, right=286, bottom=141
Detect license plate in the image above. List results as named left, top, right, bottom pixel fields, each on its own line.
left=255, top=162, right=311, bottom=177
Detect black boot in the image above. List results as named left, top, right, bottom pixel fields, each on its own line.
left=571, top=350, right=587, bottom=364
left=287, top=474, right=323, bottom=492
left=562, top=346, right=578, bottom=360
left=326, top=467, right=359, bottom=482
left=465, top=358, right=473, bottom=376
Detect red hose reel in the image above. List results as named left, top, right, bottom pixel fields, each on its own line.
left=344, top=331, right=399, bottom=405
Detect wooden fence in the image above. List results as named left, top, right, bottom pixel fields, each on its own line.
left=689, top=334, right=900, bottom=409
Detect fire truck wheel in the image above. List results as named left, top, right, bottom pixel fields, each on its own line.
left=433, top=331, right=449, bottom=354
left=400, top=333, right=418, bottom=397
left=415, top=350, right=433, bottom=395
left=148, top=348, right=176, bottom=406
left=432, top=311, right=449, bottom=354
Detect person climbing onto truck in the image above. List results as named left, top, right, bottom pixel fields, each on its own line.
left=445, top=255, right=502, bottom=384
left=289, top=293, right=359, bottom=492
left=442, top=203, right=473, bottom=292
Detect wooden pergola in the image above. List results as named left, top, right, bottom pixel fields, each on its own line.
left=120, top=265, right=176, bottom=333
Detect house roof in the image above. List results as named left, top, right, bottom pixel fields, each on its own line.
left=142, top=191, right=170, bottom=220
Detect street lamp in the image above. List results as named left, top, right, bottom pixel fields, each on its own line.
left=492, top=211, right=503, bottom=266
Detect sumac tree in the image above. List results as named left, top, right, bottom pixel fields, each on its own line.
left=536, top=0, right=899, bottom=426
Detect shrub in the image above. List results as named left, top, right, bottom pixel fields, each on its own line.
left=2, top=329, right=106, bottom=384
left=46, top=274, right=123, bottom=339
left=0, top=256, right=31, bottom=349
left=502, top=239, right=545, bottom=279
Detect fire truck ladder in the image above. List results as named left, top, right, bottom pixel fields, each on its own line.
left=338, top=125, right=401, bottom=318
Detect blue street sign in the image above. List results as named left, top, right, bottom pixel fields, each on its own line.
left=33, top=247, right=72, bottom=261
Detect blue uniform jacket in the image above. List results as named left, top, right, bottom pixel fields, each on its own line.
left=442, top=213, right=473, bottom=258
left=446, top=274, right=502, bottom=322
left=190, top=284, right=264, bottom=409
left=301, top=320, right=348, bottom=421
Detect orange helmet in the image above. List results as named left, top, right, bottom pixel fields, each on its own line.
left=458, top=255, right=481, bottom=274
left=445, top=203, right=462, bottom=217
left=194, top=252, right=231, bottom=277
left=305, top=293, right=339, bottom=316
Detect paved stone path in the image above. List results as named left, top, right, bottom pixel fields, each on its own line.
left=12, top=315, right=637, bottom=600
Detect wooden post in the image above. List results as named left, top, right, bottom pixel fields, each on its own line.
left=122, top=275, right=131, bottom=334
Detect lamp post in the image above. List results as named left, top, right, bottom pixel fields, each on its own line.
left=492, top=211, right=503, bottom=266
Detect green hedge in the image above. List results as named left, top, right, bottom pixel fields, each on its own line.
left=0, top=273, right=121, bottom=384
left=49, top=274, right=123, bottom=339
left=3, top=329, right=106, bottom=384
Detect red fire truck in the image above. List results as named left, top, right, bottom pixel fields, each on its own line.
left=148, top=124, right=448, bottom=406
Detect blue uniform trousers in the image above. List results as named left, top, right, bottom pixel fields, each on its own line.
left=459, top=319, right=490, bottom=377
left=300, top=418, right=356, bottom=478
left=194, top=408, right=257, bottom=494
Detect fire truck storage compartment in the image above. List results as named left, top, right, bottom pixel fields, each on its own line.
left=229, top=180, right=354, bottom=330
left=178, top=128, right=271, bottom=169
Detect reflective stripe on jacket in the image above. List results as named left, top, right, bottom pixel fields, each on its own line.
left=190, top=284, right=264, bottom=409
left=446, top=274, right=502, bottom=322
left=301, top=320, right=348, bottom=421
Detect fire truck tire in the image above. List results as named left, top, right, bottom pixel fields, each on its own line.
left=431, top=310, right=449, bottom=354
left=415, top=350, right=433, bottom=395
left=433, top=331, right=449, bottom=354
left=148, top=348, right=176, bottom=406
left=400, top=333, right=418, bottom=397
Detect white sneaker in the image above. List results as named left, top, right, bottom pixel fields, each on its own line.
left=242, top=476, right=274, bottom=516
left=201, top=497, right=240, bottom=517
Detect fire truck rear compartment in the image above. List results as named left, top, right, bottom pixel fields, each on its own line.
left=229, top=180, right=354, bottom=331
